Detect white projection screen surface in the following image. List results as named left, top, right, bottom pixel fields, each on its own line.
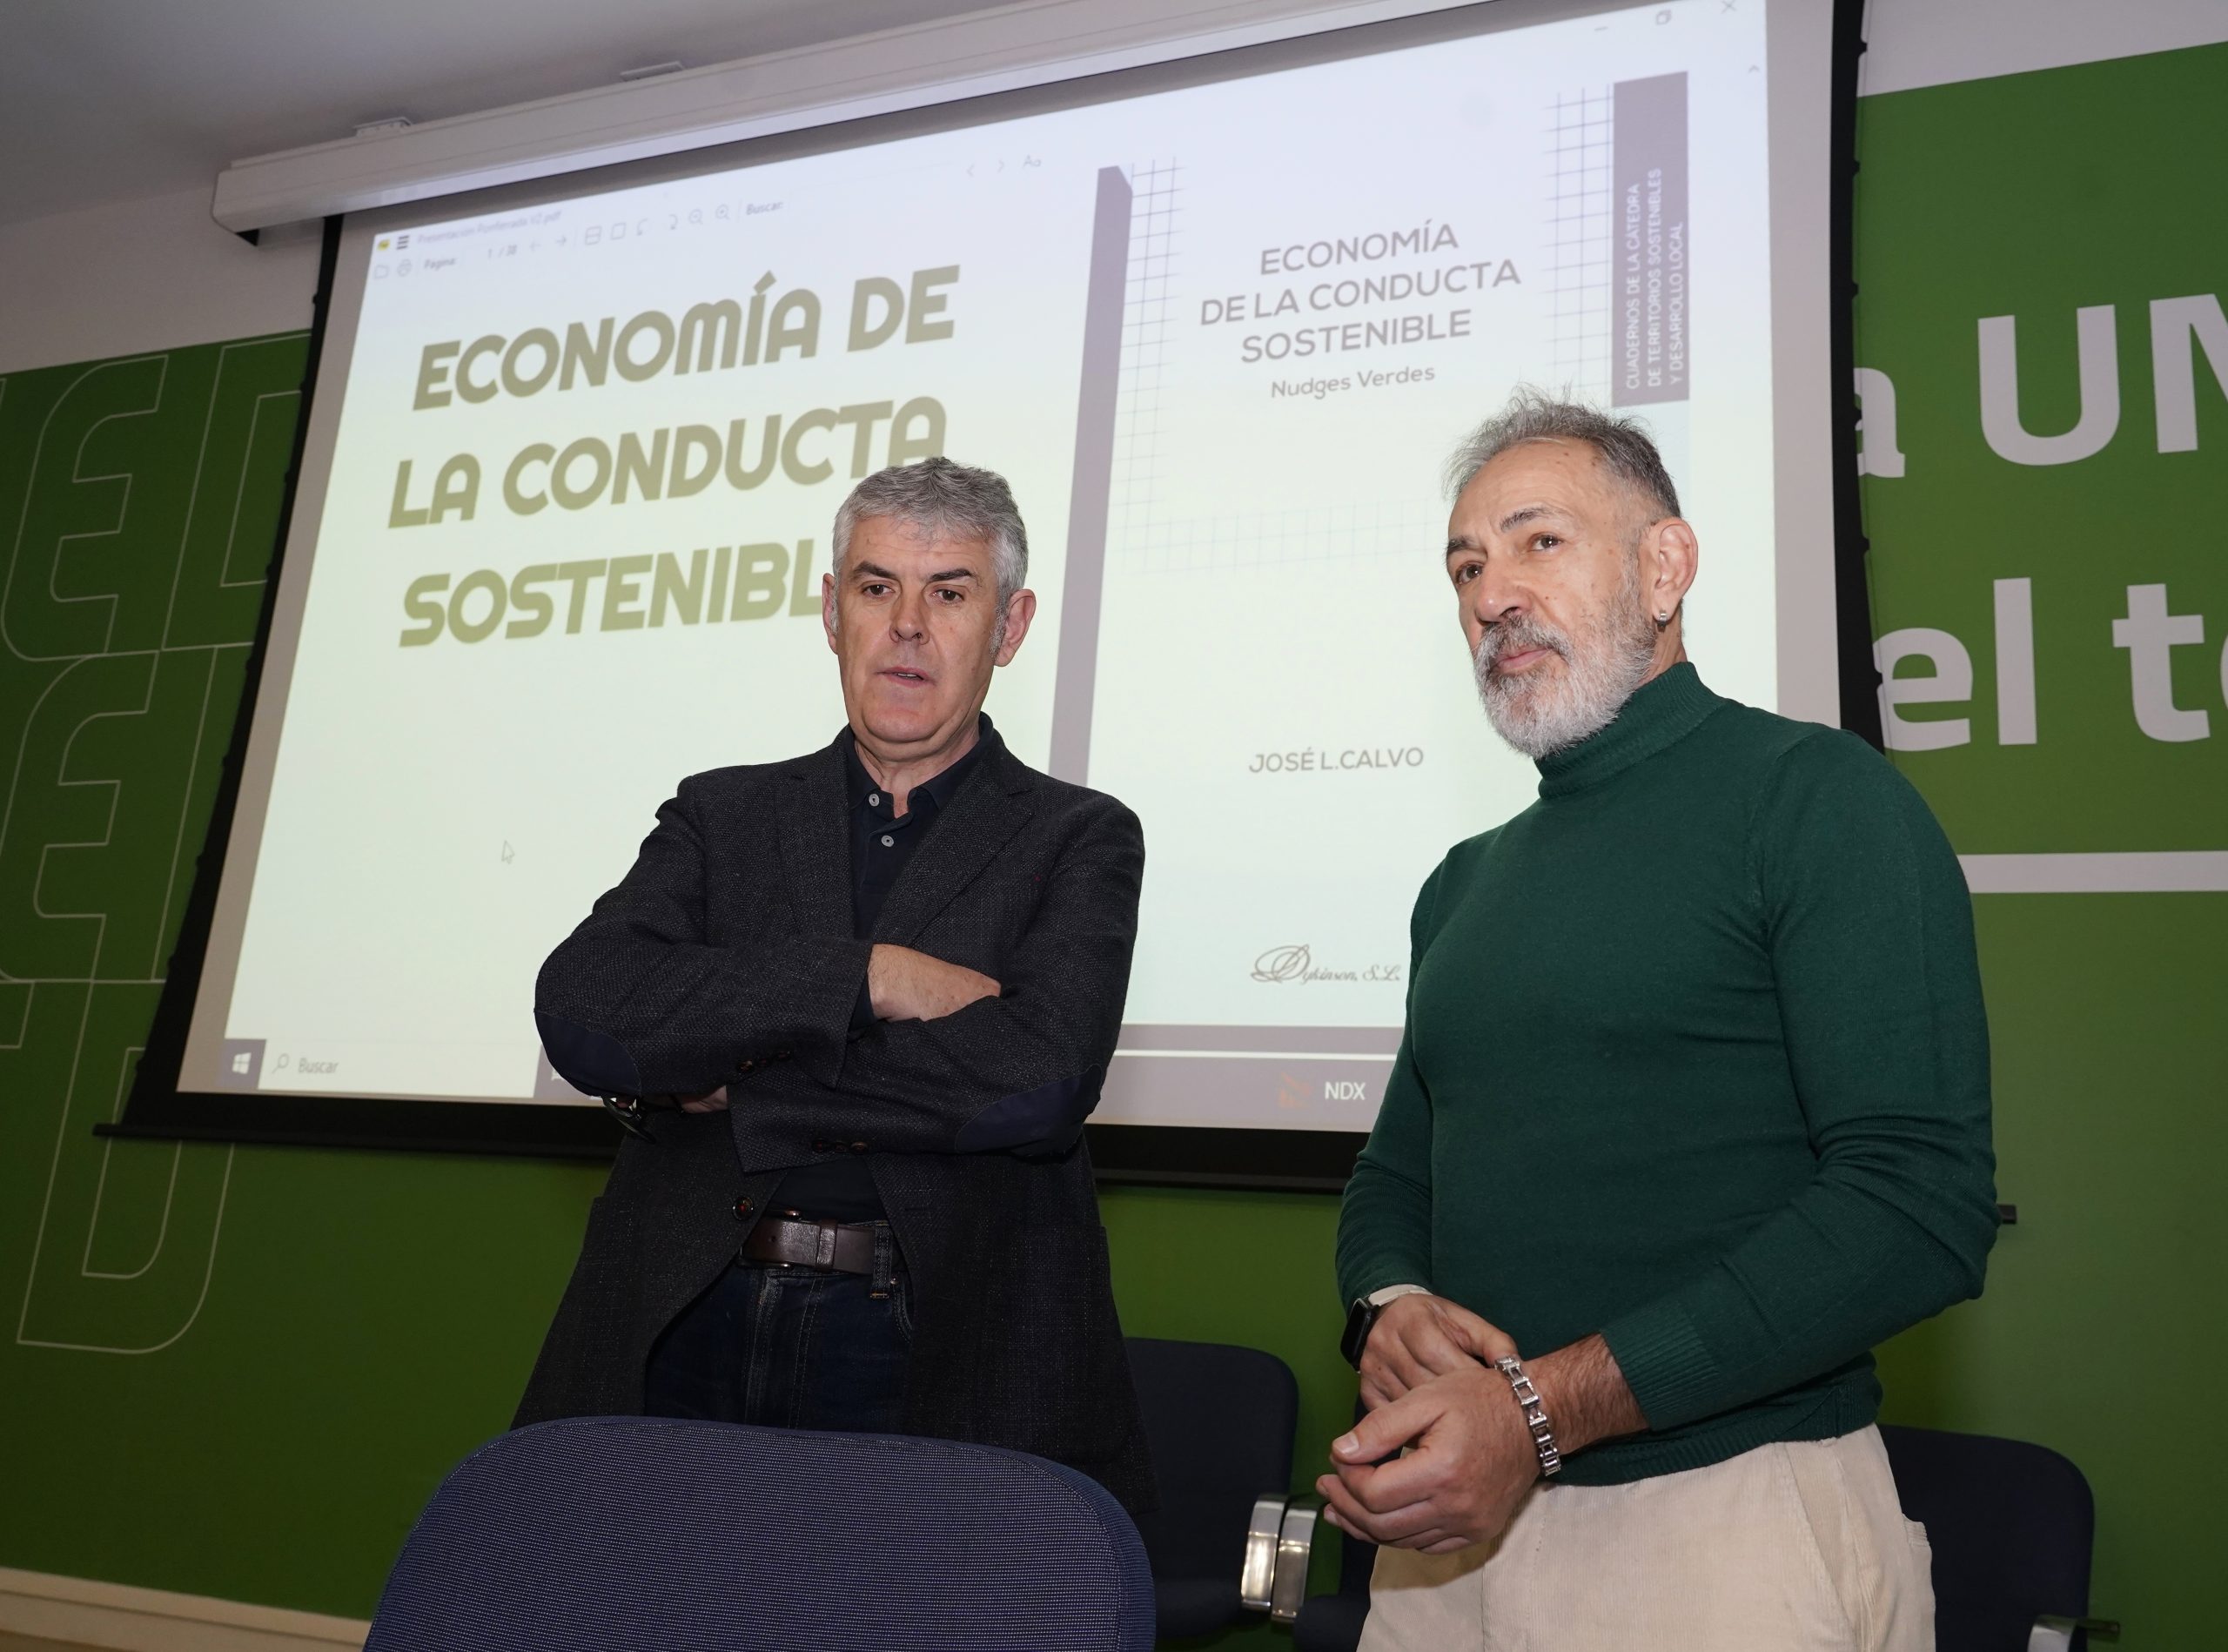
left=169, top=0, right=1848, bottom=1152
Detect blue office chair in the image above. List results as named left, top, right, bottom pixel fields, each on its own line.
left=1878, top=1424, right=2117, bottom=1651
left=1123, top=1337, right=1301, bottom=1639
left=365, top=1417, right=1154, bottom=1652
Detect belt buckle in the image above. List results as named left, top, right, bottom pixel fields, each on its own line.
left=767, top=1208, right=803, bottom=1271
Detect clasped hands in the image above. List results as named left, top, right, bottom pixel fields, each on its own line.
left=676, top=944, right=997, bottom=1112
left=1314, top=1293, right=1542, bottom=1556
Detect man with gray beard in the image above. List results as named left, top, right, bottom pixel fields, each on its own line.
left=1322, top=393, right=1997, bottom=1651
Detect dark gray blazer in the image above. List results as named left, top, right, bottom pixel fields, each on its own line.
left=514, top=730, right=1154, bottom=1512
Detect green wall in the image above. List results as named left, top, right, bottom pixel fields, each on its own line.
left=1849, top=45, right=2228, bottom=1648
left=2, top=43, right=2222, bottom=1649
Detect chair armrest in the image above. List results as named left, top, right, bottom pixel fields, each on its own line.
left=2031, top=1615, right=2121, bottom=1650
left=1241, top=1494, right=1291, bottom=1613
left=1269, top=1498, right=1323, bottom=1623
left=1241, top=1494, right=1326, bottom=1622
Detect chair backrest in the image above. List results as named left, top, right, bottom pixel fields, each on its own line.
left=365, top=1417, right=1154, bottom=1652
left=1879, top=1424, right=2097, bottom=1652
left=1123, top=1337, right=1299, bottom=1581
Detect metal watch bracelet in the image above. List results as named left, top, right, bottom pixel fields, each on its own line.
left=1492, top=1356, right=1563, bottom=1479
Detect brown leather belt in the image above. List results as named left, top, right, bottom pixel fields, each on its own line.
left=741, top=1213, right=879, bottom=1275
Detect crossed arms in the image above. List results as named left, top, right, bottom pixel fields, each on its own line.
left=534, top=772, right=1144, bottom=1157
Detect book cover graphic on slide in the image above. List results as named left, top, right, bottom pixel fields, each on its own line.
left=1064, top=59, right=1762, bottom=1132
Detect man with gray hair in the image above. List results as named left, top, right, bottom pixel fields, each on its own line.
left=1322, top=392, right=1996, bottom=1648
left=520, top=455, right=1153, bottom=1511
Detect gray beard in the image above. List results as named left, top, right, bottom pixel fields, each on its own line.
left=1473, top=563, right=1659, bottom=759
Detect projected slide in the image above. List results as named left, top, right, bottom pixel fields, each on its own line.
left=183, top=0, right=1790, bottom=1132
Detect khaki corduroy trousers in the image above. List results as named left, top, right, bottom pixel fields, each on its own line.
left=1358, top=1426, right=1935, bottom=1652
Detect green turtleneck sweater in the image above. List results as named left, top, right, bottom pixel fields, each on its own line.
left=1337, top=664, right=1998, bottom=1485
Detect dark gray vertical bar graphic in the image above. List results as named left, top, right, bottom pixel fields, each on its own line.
left=1046, top=166, right=1134, bottom=784
left=1612, top=72, right=1690, bottom=406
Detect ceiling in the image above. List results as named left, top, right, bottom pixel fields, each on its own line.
left=0, top=0, right=999, bottom=226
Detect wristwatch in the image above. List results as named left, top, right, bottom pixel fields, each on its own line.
left=1341, top=1285, right=1429, bottom=1369
left=1339, top=1297, right=1380, bottom=1369
left=600, top=1092, right=654, bottom=1141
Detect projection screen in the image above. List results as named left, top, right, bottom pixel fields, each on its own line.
left=128, top=0, right=1859, bottom=1178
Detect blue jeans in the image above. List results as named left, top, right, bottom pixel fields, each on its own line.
left=642, top=1223, right=913, bottom=1434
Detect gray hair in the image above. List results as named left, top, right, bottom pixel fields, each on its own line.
left=830, top=456, right=1029, bottom=606
left=1443, top=388, right=1681, bottom=522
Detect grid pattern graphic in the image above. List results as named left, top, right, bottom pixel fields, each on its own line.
left=1100, top=161, right=1442, bottom=575
left=1104, top=159, right=1182, bottom=572
left=1107, top=498, right=1446, bottom=575
left=1548, top=86, right=1614, bottom=391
